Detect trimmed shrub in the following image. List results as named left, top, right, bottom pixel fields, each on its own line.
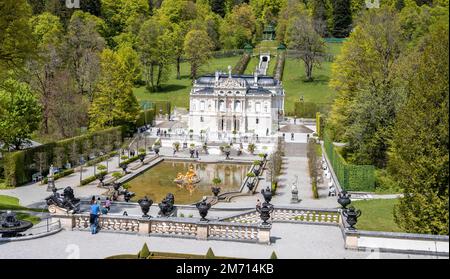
left=138, top=243, right=150, bottom=259
left=273, top=51, right=286, bottom=81
left=81, top=171, right=107, bottom=186
left=270, top=251, right=278, bottom=259
left=41, top=169, right=75, bottom=184
left=205, top=248, right=215, bottom=259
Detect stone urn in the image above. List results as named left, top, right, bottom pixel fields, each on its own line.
left=261, top=186, right=272, bottom=204
left=120, top=163, right=128, bottom=174
left=138, top=153, right=145, bottom=163
left=343, top=207, right=362, bottom=230
left=138, top=196, right=153, bottom=218
left=211, top=186, right=221, bottom=197
left=256, top=202, right=274, bottom=226
left=337, top=190, right=351, bottom=209
left=96, top=173, right=106, bottom=186
left=253, top=167, right=260, bottom=176
left=247, top=180, right=255, bottom=191
left=224, top=150, right=231, bottom=160
left=196, top=200, right=211, bottom=221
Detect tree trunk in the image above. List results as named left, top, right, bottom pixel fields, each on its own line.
left=176, top=56, right=181, bottom=80
left=156, top=64, right=163, bottom=90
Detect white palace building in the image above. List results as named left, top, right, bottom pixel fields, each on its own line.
left=188, top=67, right=285, bottom=140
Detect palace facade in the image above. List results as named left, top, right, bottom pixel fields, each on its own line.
left=188, top=70, right=285, bottom=137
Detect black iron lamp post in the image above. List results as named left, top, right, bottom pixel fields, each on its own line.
left=343, top=206, right=362, bottom=230
left=138, top=196, right=153, bottom=218
left=337, top=190, right=351, bottom=209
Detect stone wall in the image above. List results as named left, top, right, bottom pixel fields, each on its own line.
left=53, top=214, right=271, bottom=244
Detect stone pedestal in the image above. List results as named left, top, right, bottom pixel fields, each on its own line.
left=196, top=222, right=209, bottom=240
left=257, top=224, right=272, bottom=244
left=57, top=215, right=75, bottom=230
left=138, top=219, right=151, bottom=235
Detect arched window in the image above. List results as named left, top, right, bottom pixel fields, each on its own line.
left=235, top=100, right=241, bottom=112
left=219, top=100, right=225, bottom=112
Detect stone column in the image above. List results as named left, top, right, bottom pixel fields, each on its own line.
left=138, top=219, right=151, bottom=235
left=57, top=215, right=75, bottom=230
left=257, top=224, right=272, bottom=245
left=196, top=222, right=209, bottom=240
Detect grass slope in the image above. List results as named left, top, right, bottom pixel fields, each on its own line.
left=351, top=198, right=402, bottom=232
left=134, top=56, right=241, bottom=109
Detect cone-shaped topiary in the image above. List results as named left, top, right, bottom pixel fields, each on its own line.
left=270, top=251, right=277, bottom=259
left=205, top=248, right=215, bottom=259
left=139, top=243, right=150, bottom=259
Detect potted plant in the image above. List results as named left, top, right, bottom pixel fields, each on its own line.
left=189, top=144, right=196, bottom=158
left=223, top=145, right=231, bottom=160
left=211, top=177, right=222, bottom=197
left=248, top=143, right=256, bottom=154
left=173, top=141, right=180, bottom=152
left=138, top=149, right=146, bottom=163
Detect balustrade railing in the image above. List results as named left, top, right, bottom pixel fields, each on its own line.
left=55, top=213, right=271, bottom=244
left=221, top=207, right=340, bottom=225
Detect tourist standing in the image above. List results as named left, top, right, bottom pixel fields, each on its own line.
left=105, top=197, right=111, bottom=212
left=291, top=133, right=294, bottom=141
left=195, top=150, right=199, bottom=158
left=256, top=199, right=262, bottom=209
left=90, top=201, right=100, bottom=234
left=90, top=196, right=96, bottom=205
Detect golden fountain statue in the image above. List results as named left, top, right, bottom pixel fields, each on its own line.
left=174, top=165, right=201, bottom=187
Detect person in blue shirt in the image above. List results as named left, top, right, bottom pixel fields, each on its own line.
left=90, top=201, right=100, bottom=234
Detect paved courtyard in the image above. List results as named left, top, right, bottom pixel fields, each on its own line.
left=0, top=119, right=436, bottom=259
left=0, top=223, right=440, bottom=259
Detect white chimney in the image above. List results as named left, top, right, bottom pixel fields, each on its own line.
left=254, top=66, right=258, bottom=85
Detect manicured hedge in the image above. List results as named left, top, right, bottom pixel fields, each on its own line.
left=152, top=101, right=171, bottom=115
left=294, top=102, right=332, bottom=118
left=80, top=171, right=108, bottom=186
left=85, top=151, right=119, bottom=167
left=273, top=51, right=286, bottom=81
left=324, top=135, right=375, bottom=191
left=4, top=127, right=123, bottom=187
left=120, top=155, right=140, bottom=167
left=41, top=169, right=75, bottom=184
left=232, top=52, right=251, bottom=74
left=135, top=108, right=155, bottom=128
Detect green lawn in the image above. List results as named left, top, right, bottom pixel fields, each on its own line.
left=133, top=56, right=241, bottom=109
left=0, top=195, right=42, bottom=224
left=282, top=42, right=342, bottom=113
left=351, top=198, right=402, bottom=232
left=134, top=42, right=343, bottom=114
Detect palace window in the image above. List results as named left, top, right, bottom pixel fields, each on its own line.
left=235, top=100, right=241, bottom=112
left=256, top=118, right=259, bottom=124
left=200, top=101, right=205, bottom=111
left=255, top=102, right=261, bottom=112
left=219, top=100, right=225, bottom=112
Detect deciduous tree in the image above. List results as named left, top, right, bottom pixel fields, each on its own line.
left=184, top=29, right=213, bottom=79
